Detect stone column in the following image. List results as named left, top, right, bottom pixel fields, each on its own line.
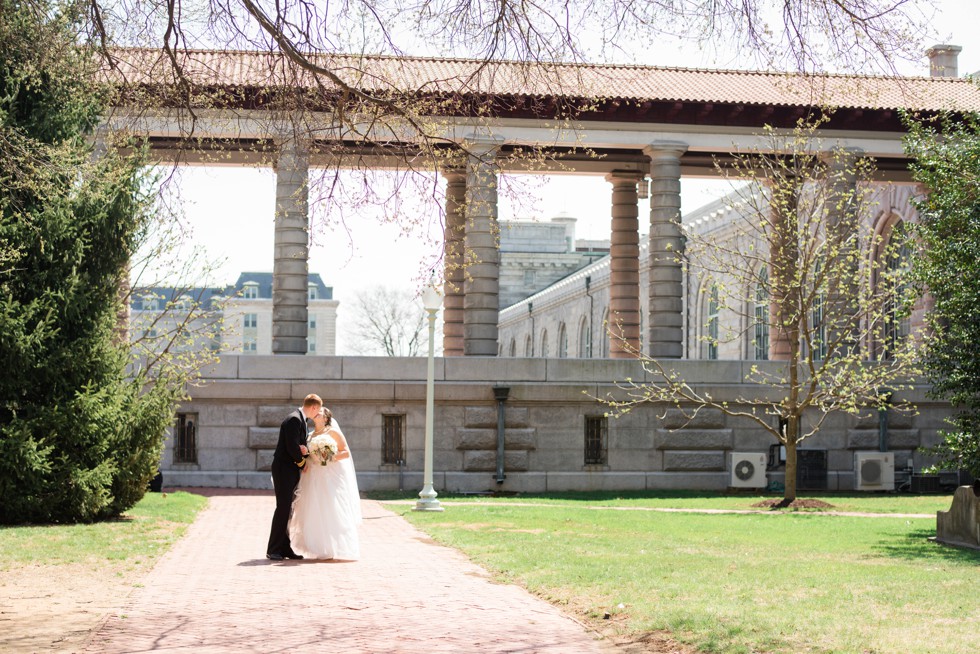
left=442, top=167, right=467, bottom=356
left=272, top=137, right=310, bottom=355
left=463, top=137, right=503, bottom=356
left=643, top=142, right=688, bottom=359
left=605, top=171, right=644, bottom=358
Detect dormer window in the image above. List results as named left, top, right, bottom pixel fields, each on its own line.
left=308, top=283, right=318, bottom=301
left=243, top=282, right=259, bottom=299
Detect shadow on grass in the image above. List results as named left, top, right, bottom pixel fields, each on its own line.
left=873, top=528, right=980, bottom=562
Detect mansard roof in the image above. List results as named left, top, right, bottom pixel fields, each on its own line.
left=105, top=48, right=980, bottom=126
left=131, top=272, right=333, bottom=309
left=232, top=272, right=333, bottom=300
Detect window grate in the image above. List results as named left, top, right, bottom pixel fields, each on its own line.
left=174, top=413, right=198, bottom=464
left=382, top=414, right=405, bottom=464
left=584, top=415, right=607, bottom=465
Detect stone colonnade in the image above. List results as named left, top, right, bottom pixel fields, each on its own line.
left=435, top=140, right=691, bottom=359
left=268, top=138, right=864, bottom=360
left=267, top=137, right=692, bottom=358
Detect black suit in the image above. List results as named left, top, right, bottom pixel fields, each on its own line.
left=267, top=408, right=309, bottom=557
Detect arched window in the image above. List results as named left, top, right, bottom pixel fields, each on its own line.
left=540, top=330, right=550, bottom=358
left=882, top=221, right=912, bottom=359
left=638, top=311, right=644, bottom=356
left=578, top=316, right=592, bottom=358
left=509, top=338, right=516, bottom=357
left=754, top=266, right=770, bottom=360
left=524, top=334, right=533, bottom=357
left=809, top=258, right=827, bottom=361
left=557, top=323, right=568, bottom=358
left=705, top=284, right=719, bottom=360
left=601, top=309, right=610, bottom=357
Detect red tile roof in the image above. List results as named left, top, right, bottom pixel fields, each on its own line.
left=104, top=48, right=980, bottom=113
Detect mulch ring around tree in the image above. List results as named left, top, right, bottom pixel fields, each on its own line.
left=752, top=498, right=836, bottom=510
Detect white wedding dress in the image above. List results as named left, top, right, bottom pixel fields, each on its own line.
left=289, top=423, right=362, bottom=560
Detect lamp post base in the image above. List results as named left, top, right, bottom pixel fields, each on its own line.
left=414, top=486, right=444, bottom=512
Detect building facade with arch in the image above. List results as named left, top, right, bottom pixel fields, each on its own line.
left=499, top=182, right=926, bottom=364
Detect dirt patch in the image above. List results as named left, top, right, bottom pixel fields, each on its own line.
left=751, top=498, right=836, bottom=510
left=605, top=630, right=699, bottom=654
left=0, top=562, right=142, bottom=653
left=558, top=596, right=700, bottom=654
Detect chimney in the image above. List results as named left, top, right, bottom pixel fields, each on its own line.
left=550, top=213, right=577, bottom=252
left=927, top=44, right=962, bottom=78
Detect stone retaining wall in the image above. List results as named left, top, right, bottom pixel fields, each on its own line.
left=161, top=355, right=952, bottom=493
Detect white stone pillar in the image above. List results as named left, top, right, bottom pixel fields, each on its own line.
left=605, top=171, right=644, bottom=358
left=442, top=167, right=467, bottom=356
left=272, top=137, right=310, bottom=355
left=463, top=137, right=503, bottom=356
left=643, top=142, right=688, bottom=359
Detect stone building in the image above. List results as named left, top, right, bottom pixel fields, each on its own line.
left=499, top=183, right=927, bottom=363
left=131, top=272, right=338, bottom=356
left=498, top=213, right=609, bottom=308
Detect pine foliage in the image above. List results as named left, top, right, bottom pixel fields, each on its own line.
left=0, top=1, right=179, bottom=523
left=907, top=114, right=980, bottom=478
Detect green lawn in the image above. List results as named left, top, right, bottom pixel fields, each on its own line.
left=390, top=492, right=979, bottom=654
left=372, top=489, right=954, bottom=514
left=0, top=491, right=208, bottom=570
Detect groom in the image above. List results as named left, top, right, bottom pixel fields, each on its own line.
left=266, top=393, right=322, bottom=561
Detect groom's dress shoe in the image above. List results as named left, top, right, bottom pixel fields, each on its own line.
left=283, top=552, right=304, bottom=560
left=266, top=553, right=284, bottom=561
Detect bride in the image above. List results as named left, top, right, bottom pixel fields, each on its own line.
left=289, top=407, right=362, bottom=560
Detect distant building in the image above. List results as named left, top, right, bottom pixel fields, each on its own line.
left=498, top=213, right=609, bottom=308
left=499, top=183, right=925, bottom=361
left=130, top=272, right=338, bottom=355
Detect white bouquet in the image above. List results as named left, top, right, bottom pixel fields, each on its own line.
left=308, top=433, right=338, bottom=465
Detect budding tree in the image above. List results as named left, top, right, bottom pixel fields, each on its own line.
left=604, top=118, right=922, bottom=503
left=344, top=285, right=442, bottom=356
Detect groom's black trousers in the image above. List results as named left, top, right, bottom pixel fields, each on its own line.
left=267, top=459, right=300, bottom=556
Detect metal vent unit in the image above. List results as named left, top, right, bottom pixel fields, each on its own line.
left=730, top=452, right=768, bottom=488
left=854, top=451, right=895, bottom=491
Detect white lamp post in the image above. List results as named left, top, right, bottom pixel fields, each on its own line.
left=415, top=282, right=444, bottom=512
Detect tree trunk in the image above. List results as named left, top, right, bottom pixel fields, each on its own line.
left=783, top=416, right=799, bottom=503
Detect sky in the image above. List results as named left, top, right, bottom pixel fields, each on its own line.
left=148, top=1, right=980, bottom=353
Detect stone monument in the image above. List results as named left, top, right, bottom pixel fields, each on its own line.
left=935, top=483, right=980, bottom=550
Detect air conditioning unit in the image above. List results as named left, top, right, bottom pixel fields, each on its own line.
left=854, top=451, right=895, bottom=491
left=731, top=452, right=768, bottom=488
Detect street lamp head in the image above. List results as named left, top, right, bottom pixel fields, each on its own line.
left=421, top=283, right=442, bottom=311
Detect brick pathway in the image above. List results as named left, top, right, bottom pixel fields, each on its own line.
left=84, top=490, right=611, bottom=653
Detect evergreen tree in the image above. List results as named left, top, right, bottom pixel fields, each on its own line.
left=906, top=114, right=980, bottom=479
left=0, top=0, right=184, bottom=523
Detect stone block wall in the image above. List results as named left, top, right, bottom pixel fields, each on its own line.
left=161, top=355, right=953, bottom=493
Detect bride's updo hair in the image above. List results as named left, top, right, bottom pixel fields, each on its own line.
left=321, top=407, right=332, bottom=426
